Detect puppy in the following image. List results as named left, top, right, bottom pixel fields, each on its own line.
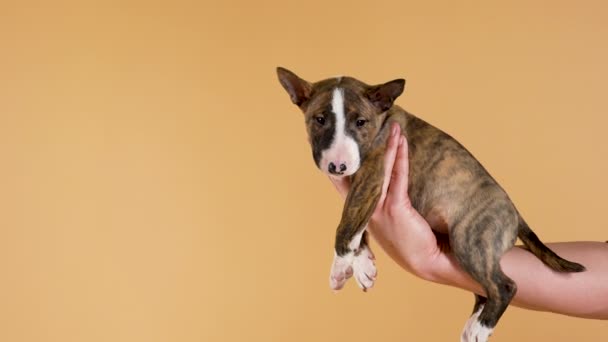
left=276, top=67, right=585, bottom=342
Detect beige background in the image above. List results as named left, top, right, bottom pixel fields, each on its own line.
left=1, top=0, right=607, bottom=341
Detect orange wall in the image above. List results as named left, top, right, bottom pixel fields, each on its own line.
left=1, top=1, right=607, bottom=341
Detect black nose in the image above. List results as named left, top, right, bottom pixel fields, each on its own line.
left=328, top=162, right=347, bottom=175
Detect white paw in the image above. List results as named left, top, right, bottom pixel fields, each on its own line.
left=461, top=305, right=493, bottom=342
left=352, top=246, right=377, bottom=291
left=329, top=253, right=354, bottom=291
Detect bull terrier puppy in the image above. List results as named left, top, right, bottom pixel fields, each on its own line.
left=276, top=67, right=585, bottom=342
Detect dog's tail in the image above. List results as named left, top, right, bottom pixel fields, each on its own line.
left=518, top=219, right=586, bottom=272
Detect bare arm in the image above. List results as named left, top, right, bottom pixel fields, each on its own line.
left=331, top=123, right=608, bottom=320
left=427, top=240, right=608, bottom=319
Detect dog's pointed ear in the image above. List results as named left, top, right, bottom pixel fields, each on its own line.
left=365, top=79, right=406, bottom=112
left=276, top=67, right=312, bottom=108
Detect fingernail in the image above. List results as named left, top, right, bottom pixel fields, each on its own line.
left=391, top=124, right=398, bottom=137
left=399, top=136, right=405, bottom=146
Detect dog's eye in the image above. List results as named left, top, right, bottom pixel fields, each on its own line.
left=315, top=116, right=326, bottom=125
left=356, top=119, right=368, bottom=128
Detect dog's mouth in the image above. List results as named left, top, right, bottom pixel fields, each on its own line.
left=326, top=170, right=349, bottom=179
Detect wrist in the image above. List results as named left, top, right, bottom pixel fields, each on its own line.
left=409, top=253, right=443, bottom=283
left=411, top=251, right=459, bottom=286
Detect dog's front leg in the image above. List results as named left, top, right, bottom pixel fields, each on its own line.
left=329, top=150, right=384, bottom=291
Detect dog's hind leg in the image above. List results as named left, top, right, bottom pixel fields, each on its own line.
left=460, top=267, right=517, bottom=342
left=472, top=293, right=487, bottom=314
left=451, top=200, right=519, bottom=342
left=458, top=268, right=516, bottom=342
left=461, top=294, right=487, bottom=341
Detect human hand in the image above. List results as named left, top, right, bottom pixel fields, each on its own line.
left=329, top=123, right=444, bottom=279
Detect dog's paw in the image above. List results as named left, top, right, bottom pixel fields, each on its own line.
left=329, top=253, right=354, bottom=291
left=352, top=246, right=377, bottom=291
left=461, top=305, right=493, bottom=342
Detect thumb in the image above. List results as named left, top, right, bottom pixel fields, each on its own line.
left=385, top=135, right=410, bottom=205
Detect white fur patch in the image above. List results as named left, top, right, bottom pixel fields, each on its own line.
left=329, top=251, right=354, bottom=291
left=320, top=88, right=360, bottom=177
left=353, top=244, right=376, bottom=291
left=330, top=228, right=375, bottom=291
left=461, top=305, right=494, bottom=342
left=348, top=229, right=365, bottom=251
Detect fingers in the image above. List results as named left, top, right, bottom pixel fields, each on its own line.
left=329, top=175, right=351, bottom=199
left=379, top=123, right=402, bottom=205
left=386, top=134, right=410, bottom=204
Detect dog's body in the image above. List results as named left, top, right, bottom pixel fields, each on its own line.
left=276, top=67, right=585, bottom=342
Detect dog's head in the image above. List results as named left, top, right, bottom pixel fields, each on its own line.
left=277, top=67, right=405, bottom=178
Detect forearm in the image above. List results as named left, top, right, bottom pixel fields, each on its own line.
left=425, top=241, right=608, bottom=319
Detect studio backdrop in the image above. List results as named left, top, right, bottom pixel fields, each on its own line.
left=1, top=1, right=607, bottom=341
